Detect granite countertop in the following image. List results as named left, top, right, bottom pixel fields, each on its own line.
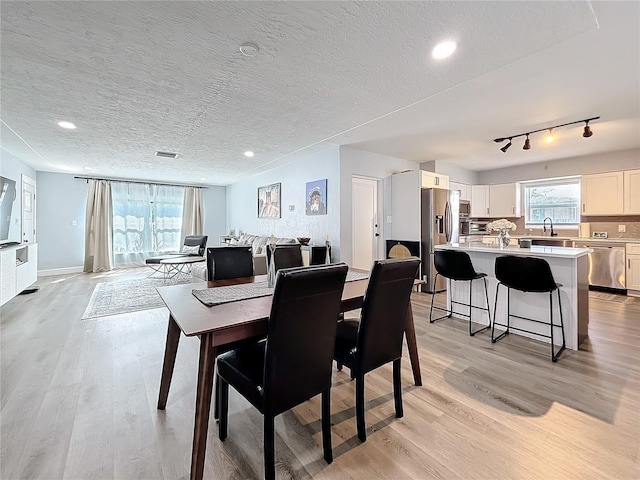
left=438, top=243, right=592, bottom=258
left=483, top=235, right=640, bottom=244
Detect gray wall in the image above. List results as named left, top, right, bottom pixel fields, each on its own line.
left=202, top=186, right=227, bottom=247
left=226, top=146, right=342, bottom=253
left=37, top=172, right=88, bottom=271
left=477, top=148, right=640, bottom=184
left=0, top=148, right=37, bottom=244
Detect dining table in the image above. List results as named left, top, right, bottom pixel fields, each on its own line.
left=156, top=273, right=423, bottom=480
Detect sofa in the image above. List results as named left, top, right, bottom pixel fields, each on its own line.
left=192, top=233, right=298, bottom=279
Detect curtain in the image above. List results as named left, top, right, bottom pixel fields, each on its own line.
left=83, top=180, right=114, bottom=272
left=180, top=187, right=204, bottom=240
left=112, top=183, right=184, bottom=267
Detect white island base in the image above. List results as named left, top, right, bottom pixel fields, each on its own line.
left=435, top=244, right=591, bottom=351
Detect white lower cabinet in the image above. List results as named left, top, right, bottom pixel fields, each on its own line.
left=627, top=243, right=640, bottom=296
left=0, top=244, right=38, bottom=306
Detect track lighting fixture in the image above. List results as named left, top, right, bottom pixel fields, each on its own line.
left=494, top=116, right=599, bottom=153
left=500, top=139, right=512, bottom=153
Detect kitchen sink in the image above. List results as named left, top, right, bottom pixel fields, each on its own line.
left=530, top=238, right=574, bottom=247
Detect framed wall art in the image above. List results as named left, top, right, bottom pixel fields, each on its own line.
left=305, top=179, right=327, bottom=215
left=257, top=182, right=281, bottom=218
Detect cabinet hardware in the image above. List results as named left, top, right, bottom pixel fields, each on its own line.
left=629, top=259, right=632, bottom=269
left=486, top=207, right=489, bottom=214
left=582, top=203, right=585, bottom=212
left=435, top=177, right=439, bottom=186
left=512, top=206, right=515, bottom=214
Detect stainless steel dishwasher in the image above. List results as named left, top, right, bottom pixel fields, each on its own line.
left=574, top=242, right=626, bottom=289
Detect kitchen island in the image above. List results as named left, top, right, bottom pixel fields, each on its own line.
left=435, top=243, right=592, bottom=351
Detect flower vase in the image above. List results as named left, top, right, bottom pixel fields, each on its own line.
left=325, top=240, right=331, bottom=264
left=498, top=229, right=511, bottom=248
left=267, top=243, right=276, bottom=288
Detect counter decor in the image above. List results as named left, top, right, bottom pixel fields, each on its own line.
left=487, top=219, right=517, bottom=248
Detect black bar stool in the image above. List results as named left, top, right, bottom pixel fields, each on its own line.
left=429, top=250, right=492, bottom=336
left=492, top=255, right=566, bottom=362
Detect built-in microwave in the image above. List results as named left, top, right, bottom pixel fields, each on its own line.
left=459, top=200, right=470, bottom=218
left=469, top=220, right=489, bottom=234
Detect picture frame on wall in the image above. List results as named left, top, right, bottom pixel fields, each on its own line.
left=257, top=182, right=281, bottom=218
left=306, top=179, right=327, bottom=215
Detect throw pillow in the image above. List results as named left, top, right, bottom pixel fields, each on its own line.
left=181, top=245, right=201, bottom=255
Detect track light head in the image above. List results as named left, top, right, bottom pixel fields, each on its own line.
left=523, top=135, right=531, bottom=150
left=546, top=129, right=554, bottom=143
left=583, top=120, right=593, bottom=138
left=500, top=139, right=512, bottom=153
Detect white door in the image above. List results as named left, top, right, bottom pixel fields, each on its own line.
left=352, top=177, right=379, bottom=270
left=22, top=175, right=36, bottom=244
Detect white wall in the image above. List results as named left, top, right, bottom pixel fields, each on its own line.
left=226, top=146, right=341, bottom=254
left=477, top=148, right=640, bottom=184
left=0, top=148, right=37, bottom=245
left=339, top=146, right=417, bottom=266
left=36, top=172, right=227, bottom=272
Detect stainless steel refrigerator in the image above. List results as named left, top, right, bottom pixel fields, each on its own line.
left=421, top=188, right=460, bottom=293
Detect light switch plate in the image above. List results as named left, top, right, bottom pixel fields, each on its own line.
left=386, top=216, right=392, bottom=223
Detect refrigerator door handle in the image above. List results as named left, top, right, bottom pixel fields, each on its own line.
left=444, top=201, right=451, bottom=242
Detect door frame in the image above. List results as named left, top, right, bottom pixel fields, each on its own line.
left=22, top=174, right=36, bottom=244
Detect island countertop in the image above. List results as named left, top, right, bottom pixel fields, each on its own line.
left=437, top=243, right=592, bottom=258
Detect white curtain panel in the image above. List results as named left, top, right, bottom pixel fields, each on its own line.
left=180, top=187, right=204, bottom=241
left=83, top=179, right=114, bottom=272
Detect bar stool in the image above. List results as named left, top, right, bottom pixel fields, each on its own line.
left=492, top=255, right=566, bottom=362
left=429, top=250, right=492, bottom=336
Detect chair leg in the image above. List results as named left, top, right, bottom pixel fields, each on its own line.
left=551, top=289, right=566, bottom=362
left=336, top=361, right=343, bottom=371
left=214, top=376, right=220, bottom=421
left=492, top=283, right=510, bottom=343
left=321, top=389, right=333, bottom=464
left=355, top=374, right=366, bottom=442
left=469, top=278, right=491, bottom=336
left=264, top=414, right=276, bottom=480
left=393, top=359, right=403, bottom=418
left=218, top=375, right=229, bottom=441
left=430, top=275, right=453, bottom=323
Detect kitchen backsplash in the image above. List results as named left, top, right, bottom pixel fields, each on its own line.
left=475, top=216, right=640, bottom=239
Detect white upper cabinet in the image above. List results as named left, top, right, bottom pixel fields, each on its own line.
left=421, top=171, right=449, bottom=190
left=449, top=181, right=471, bottom=201
left=489, top=183, right=521, bottom=218
left=623, top=169, right=640, bottom=214
left=471, top=185, right=490, bottom=217
left=581, top=172, right=624, bottom=215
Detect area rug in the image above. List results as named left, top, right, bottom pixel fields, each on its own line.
left=588, top=291, right=636, bottom=304
left=82, top=277, right=190, bottom=319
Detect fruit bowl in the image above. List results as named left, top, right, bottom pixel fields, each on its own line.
left=297, top=237, right=311, bottom=246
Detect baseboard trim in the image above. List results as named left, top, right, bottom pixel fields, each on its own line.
left=38, top=266, right=84, bottom=277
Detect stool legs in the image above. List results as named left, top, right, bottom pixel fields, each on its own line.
left=492, top=284, right=567, bottom=362
left=430, top=276, right=491, bottom=336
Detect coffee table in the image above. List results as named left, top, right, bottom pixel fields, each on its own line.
left=160, top=256, right=205, bottom=283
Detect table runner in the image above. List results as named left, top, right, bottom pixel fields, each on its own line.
left=192, top=268, right=370, bottom=307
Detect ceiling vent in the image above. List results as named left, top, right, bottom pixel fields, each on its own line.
left=154, top=151, right=179, bottom=159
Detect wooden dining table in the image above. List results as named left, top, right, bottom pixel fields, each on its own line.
left=156, top=274, right=422, bottom=480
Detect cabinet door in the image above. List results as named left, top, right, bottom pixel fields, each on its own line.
left=421, top=171, right=449, bottom=190
left=627, top=255, right=640, bottom=291
left=489, top=183, right=521, bottom=218
left=471, top=185, right=490, bottom=217
left=450, top=182, right=471, bottom=201
left=581, top=172, right=624, bottom=215
left=623, top=169, right=640, bottom=214
left=1, top=249, right=17, bottom=306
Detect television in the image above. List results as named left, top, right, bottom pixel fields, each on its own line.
left=0, top=175, right=17, bottom=247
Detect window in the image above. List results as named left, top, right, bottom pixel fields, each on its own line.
left=523, top=177, right=580, bottom=226
left=112, top=182, right=184, bottom=265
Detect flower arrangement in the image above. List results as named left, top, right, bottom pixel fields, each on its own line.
left=487, top=219, right=517, bottom=232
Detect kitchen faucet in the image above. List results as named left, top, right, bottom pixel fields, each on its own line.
left=543, top=217, right=557, bottom=237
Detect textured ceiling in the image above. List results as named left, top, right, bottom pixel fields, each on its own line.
left=1, top=1, right=638, bottom=185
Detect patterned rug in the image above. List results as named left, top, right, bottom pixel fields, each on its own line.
left=82, top=277, right=190, bottom=319
left=588, top=291, right=637, bottom=304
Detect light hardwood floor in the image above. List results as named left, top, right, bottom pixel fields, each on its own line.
left=1, top=268, right=639, bottom=479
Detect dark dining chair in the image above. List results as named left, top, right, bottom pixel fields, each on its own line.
left=216, top=263, right=349, bottom=480
left=206, top=246, right=254, bottom=280
left=333, top=257, right=420, bottom=442
left=266, top=243, right=303, bottom=270
left=310, top=245, right=331, bottom=265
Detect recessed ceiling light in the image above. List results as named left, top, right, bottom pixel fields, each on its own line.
left=432, top=40, right=457, bottom=59
left=58, top=121, right=76, bottom=129
left=154, top=151, right=180, bottom=159
left=83, top=166, right=93, bottom=171
left=200, top=177, right=206, bottom=181
left=244, top=151, right=255, bottom=158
